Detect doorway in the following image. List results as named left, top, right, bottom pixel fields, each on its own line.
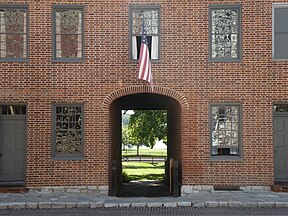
left=109, top=93, right=181, bottom=197
left=0, top=105, right=26, bottom=185
left=274, top=104, right=288, bottom=182
left=120, top=109, right=168, bottom=197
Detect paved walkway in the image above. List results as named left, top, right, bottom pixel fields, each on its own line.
left=117, top=181, right=170, bottom=197
left=3, top=188, right=288, bottom=209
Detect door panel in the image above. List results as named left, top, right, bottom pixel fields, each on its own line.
left=15, top=160, right=25, bottom=174
left=0, top=118, right=26, bottom=182
left=274, top=116, right=288, bottom=181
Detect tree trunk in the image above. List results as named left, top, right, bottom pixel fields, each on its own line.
left=137, top=144, right=139, bottom=156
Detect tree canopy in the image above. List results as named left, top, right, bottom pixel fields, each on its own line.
left=123, top=110, right=167, bottom=149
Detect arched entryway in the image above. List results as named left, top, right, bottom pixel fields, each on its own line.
left=107, top=90, right=184, bottom=197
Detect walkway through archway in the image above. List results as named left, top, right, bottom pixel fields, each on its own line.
left=109, top=93, right=182, bottom=197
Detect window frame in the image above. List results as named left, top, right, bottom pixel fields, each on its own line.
left=52, top=103, right=84, bottom=160
left=209, top=4, right=242, bottom=62
left=129, top=5, right=161, bottom=62
left=272, top=3, right=288, bottom=61
left=0, top=105, right=26, bottom=116
left=209, top=103, right=243, bottom=161
left=52, top=5, right=84, bottom=63
left=0, top=4, right=29, bottom=62
left=273, top=103, right=288, bottom=114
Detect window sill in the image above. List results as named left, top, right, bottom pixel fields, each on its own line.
left=210, top=156, right=243, bottom=161
left=208, top=58, right=242, bottom=63
left=272, top=58, right=288, bottom=61
left=52, top=59, right=84, bottom=63
left=130, top=59, right=161, bottom=63
left=52, top=155, right=84, bottom=161
left=0, top=58, right=29, bottom=63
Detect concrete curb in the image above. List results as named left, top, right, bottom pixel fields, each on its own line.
left=1, top=201, right=288, bottom=210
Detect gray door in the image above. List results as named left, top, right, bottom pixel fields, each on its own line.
left=274, top=116, right=288, bottom=181
left=0, top=117, right=26, bottom=182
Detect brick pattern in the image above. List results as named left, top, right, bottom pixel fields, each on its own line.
left=0, top=0, right=283, bottom=188
left=102, top=85, right=189, bottom=110
left=272, top=185, right=288, bottom=193
left=0, top=187, right=28, bottom=193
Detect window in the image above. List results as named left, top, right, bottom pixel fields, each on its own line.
left=1, top=105, right=26, bottom=115
left=210, top=104, right=242, bottom=159
left=0, top=5, right=28, bottom=61
left=209, top=5, right=241, bottom=61
left=52, top=104, right=83, bottom=159
left=273, top=4, right=288, bottom=59
left=129, top=6, right=160, bottom=61
left=273, top=104, right=288, bottom=113
left=52, top=6, right=84, bottom=61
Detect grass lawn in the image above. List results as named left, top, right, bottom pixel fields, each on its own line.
left=122, top=162, right=165, bottom=181
left=122, top=148, right=167, bottom=157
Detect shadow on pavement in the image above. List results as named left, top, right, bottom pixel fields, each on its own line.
left=116, top=180, right=171, bottom=197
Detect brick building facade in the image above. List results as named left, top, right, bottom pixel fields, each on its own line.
left=0, top=0, right=288, bottom=195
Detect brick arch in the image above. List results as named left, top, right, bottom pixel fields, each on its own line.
left=102, top=85, right=189, bottom=110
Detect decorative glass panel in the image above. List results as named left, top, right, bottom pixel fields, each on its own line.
left=274, top=104, right=288, bottom=113
left=130, top=7, right=159, bottom=60
left=211, top=105, right=240, bottom=156
left=132, top=10, right=158, bottom=35
left=211, top=8, right=239, bottom=59
left=54, top=105, right=83, bottom=155
left=0, top=8, right=28, bottom=59
left=54, top=8, right=83, bottom=59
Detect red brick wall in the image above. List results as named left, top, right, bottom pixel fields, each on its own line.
left=0, top=0, right=284, bottom=187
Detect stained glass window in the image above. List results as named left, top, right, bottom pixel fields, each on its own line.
left=210, top=6, right=241, bottom=60
left=274, top=104, right=288, bottom=113
left=210, top=105, right=241, bottom=157
left=0, top=7, right=28, bottom=59
left=53, top=7, right=83, bottom=60
left=53, top=105, right=83, bottom=158
left=130, top=6, right=160, bottom=60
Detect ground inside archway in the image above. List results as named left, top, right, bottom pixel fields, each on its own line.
left=116, top=180, right=170, bottom=197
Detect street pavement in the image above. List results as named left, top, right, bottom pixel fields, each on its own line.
left=2, top=207, right=288, bottom=216
left=3, top=188, right=288, bottom=210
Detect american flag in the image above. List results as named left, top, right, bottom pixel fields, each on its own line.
left=138, top=24, right=153, bottom=87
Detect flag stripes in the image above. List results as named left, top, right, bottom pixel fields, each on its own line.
left=138, top=24, right=153, bottom=88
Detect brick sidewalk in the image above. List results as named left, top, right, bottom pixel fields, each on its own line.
left=2, top=188, right=288, bottom=209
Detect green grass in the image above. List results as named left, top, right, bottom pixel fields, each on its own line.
left=122, top=162, right=165, bottom=181
left=122, top=148, right=167, bottom=157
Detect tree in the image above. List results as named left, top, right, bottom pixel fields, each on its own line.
left=128, top=110, right=167, bottom=149
left=122, top=112, right=130, bottom=126
left=121, top=126, right=129, bottom=150
left=121, top=112, right=131, bottom=150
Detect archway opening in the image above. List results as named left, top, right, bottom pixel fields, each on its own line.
left=109, top=93, right=181, bottom=197
left=120, top=109, right=168, bottom=197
